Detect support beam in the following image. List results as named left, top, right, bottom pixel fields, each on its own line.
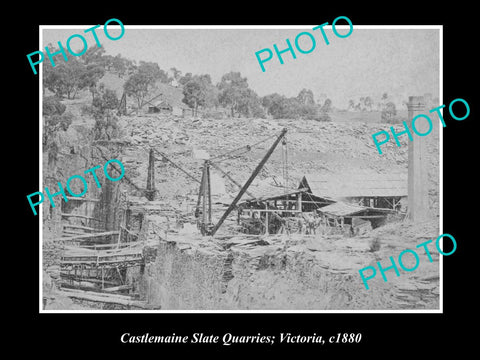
left=202, top=163, right=207, bottom=230
left=63, top=224, right=98, bottom=232
left=61, top=213, right=105, bottom=222
left=52, top=231, right=119, bottom=242
left=264, top=203, right=269, bottom=235
left=297, top=192, right=302, bottom=211
left=206, top=161, right=212, bottom=224
left=195, top=166, right=206, bottom=219
left=241, top=209, right=301, bottom=213
left=145, top=148, right=156, bottom=201
left=209, top=128, right=287, bottom=236
left=118, top=92, right=127, bottom=115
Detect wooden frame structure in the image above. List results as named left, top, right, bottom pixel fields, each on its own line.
left=237, top=189, right=334, bottom=235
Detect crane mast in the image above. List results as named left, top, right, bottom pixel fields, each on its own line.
left=197, top=128, right=288, bottom=236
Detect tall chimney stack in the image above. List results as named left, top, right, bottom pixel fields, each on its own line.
left=407, top=96, right=429, bottom=222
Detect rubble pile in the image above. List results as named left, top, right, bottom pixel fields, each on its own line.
left=138, top=216, right=439, bottom=310
left=45, top=99, right=440, bottom=310
left=116, top=113, right=424, bottom=204
left=113, top=112, right=440, bottom=310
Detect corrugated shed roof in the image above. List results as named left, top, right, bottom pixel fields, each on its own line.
left=318, top=202, right=368, bottom=217
left=300, top=171, right=407, bottom=198
left=241, top=188, right=305, bottom=203
left=238, top=184, right=302, bottom=204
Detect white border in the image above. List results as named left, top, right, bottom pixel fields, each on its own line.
left=39, top=24, right=443, bottom=314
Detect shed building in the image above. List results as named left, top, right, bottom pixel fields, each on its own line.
left=298, top=171, right=407, bottom=211
left=316, top=201, right=395, bottom=234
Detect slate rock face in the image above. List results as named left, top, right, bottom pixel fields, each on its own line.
left=134, top=217, right=439, bottom=310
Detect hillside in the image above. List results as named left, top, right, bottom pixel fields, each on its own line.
left=52, top=86, right=439, bottom=219
left=43, top=87, right=440, bottom=310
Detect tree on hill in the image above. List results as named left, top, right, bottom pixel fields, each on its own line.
left=282, top=97, right=302, bottom=119
left=92, top=110, right=120, bottom=140
left=170, top=67, right=182, bottom=85
left=43, top=96, right=73, bottom=167
left=183, top=80, right=204, bottom=116
left=364, top=96, right=373, bottom=111
left=178, top=72, right=193, bottom=86
left=297, top=88, right=315, bottom=106
left=43, top=56, right=85, bottom=99
left=217, top=71, right=252, bottom=117
left=348, top=99, right=355, bottom=110
left=237, top=88, right=265, bottom=118
left=381, top=101, right=397, bottom=123
left=380, top=92, right=389, bottom=110
left=43, top=44, right=105, bottom=100
left=123, top=73, right=150, bottom=111
left=81, top=46, right=107, bottom=66
left=321, top=98, right=333, bottom=113
left=182, top=75, right=213, bottom=117
left=92, top=88, right=119, bottom=112
left=109, top=54, right=135, bottom=78
left=123, top=61, right=168, bottom=112
left=137, top=61, right=170, bottom=84
left=298, top=102, right=318, bottom=120
left=83, top=63, right=106, bottom=100
left=82, top=87, right=121, bottom=140
left=262, top=93, right=287, bottom=119
left=359, top=97, right=365, bottom=111
left=263, top=92, right=324, bottom=120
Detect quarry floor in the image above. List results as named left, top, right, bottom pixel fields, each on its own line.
left=43, top=99, right=441, bottom=311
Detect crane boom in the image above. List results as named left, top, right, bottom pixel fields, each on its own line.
left=207, top=128, right=288, bottom=236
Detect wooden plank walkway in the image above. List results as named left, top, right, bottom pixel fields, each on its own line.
left=61, top=249, right=144, bottom=267
left=52, top=231, right=120, bottom=242
left=58, top=288, right=160, bottom=309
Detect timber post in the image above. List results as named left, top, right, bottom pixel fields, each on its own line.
left=145, top=148, right=156, bottom=201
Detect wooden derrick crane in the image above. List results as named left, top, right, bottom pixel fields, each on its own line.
left=196, top=128, right=288, bottom=236
left=150, top=128, right=288, bottom=237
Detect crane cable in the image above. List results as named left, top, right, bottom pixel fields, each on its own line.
left=210, top=133, right=278, bottom=163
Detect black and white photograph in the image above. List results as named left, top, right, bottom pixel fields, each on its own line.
left=38, top=25, right=442, bottom=311
left=15, top=7, right=477, bottom=355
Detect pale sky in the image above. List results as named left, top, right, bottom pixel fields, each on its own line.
left=42, top=26, right=440, bottom=109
